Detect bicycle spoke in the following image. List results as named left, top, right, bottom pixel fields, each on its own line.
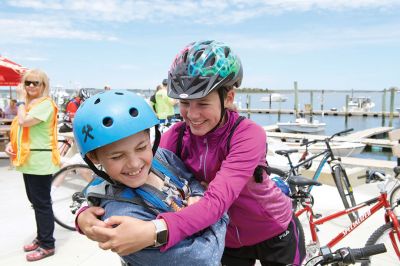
left=51, top=164, right=94, bottom=231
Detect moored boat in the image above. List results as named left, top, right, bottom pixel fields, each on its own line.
left=277, top=118, right=326, bottom=133
left=260, top=93, right=288, bottom=102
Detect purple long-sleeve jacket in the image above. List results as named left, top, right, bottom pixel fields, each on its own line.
left=158, top=110, right=292, bottom=250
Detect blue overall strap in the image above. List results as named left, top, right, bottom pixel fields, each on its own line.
left=134, top=186, right=171, bottom=212
left=152, top=158, right=185, bottom=189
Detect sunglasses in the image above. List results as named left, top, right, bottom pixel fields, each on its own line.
left=24, top=80, right=41, bottom=87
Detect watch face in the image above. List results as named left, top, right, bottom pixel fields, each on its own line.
left=157, top=229, right=168, bottom=245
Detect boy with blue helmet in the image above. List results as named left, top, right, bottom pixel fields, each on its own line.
left=73, top=90, right=228, bottom=266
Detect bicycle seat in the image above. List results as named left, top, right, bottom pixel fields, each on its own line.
left=275, top=149, right=299, bottom=156
left=287, top=175, right=321, bottom=187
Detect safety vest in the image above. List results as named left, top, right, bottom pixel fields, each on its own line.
left=10, top=97, right=61, bottom=167
left=85, top=156, right=191, bottom=215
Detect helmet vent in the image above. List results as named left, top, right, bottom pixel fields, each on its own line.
left=115, top=92, right=124, bottom=95
left=103, top=117, right=113, bottom=127
left=129, top=108, right=138, bottom=117
left=183, top=51, right=189, bottom=63
left=94, top=98, right=101, bottom=104
left=204, top=55, right=216, bottom=67
left=224, top=47, right=230, bottom=57
left=194, top=50, right=203, bottom=62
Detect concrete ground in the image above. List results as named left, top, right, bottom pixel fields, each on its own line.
left=0, top=157, right=398, bottom=265
left=0, top=159, right=120, bottom=266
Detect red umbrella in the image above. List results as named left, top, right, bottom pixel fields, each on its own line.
left=0, top=56, right=27, bottom=86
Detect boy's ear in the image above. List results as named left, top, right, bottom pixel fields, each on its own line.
left=86, top=152, right=99, bottom=164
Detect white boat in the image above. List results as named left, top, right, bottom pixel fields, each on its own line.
left=277, top=118, right=326, bottom=133
left=260, top=93, right=288, bottom=102
left=342, top=96, right=375, bottom=112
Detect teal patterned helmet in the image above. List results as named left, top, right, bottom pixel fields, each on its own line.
left=168, top=40, right=243, bottom=99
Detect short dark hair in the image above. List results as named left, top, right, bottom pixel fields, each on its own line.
left=162, top=79, right=168, bottom=86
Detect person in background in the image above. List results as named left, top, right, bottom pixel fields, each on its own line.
left=3, top=99, right=18, bottom=169
left=4, top=99, right=18, bottom=119
left=59, top=89, right=89, bottom=133
left=73, top=90, right=227, bottom=266
left=104, top=85, right=111, bottom=90
left=154, top=79, right=177, bottom=123
left=149, top=83, right=162, bottom=112
left=5, top=69, right=61, bottom=262
left=76, top=40, right=305, bottom=266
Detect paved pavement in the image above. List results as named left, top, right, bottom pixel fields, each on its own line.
left=0, top=157, right=398, bottom=265
left=0, top=159, right=120, bottom=266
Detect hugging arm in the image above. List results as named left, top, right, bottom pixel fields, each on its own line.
left=103, top=201, right=228, bottom=266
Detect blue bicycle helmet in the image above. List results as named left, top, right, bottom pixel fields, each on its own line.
left=73, top=90, right=160, bottom=183
left=74, top=90, right=159, bottom=157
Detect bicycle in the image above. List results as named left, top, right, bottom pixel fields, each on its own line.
left=305, top=244, right=386, bottom=265
left=285, top=166, right=400, bottom=265
left=51, top=164, right=95, bottom=231
left=363, top=168, right=400, bottom=218
left=274, top=128, right=358, bottom=222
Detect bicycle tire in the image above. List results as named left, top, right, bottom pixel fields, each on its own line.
left=361, top=222, right=400, bottom=266
left=332, top=165, right=358, bottom=223
left=51, top=164, right=95, bottom=231
left=390, top=184, right=400, bottom=217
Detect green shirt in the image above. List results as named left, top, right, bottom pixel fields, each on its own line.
left=155, top=89, right=175, bottom=119
left=17, top=99, right=60, bottom=175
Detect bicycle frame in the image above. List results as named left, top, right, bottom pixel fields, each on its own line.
left=297, top=190, right=400, bottom=258
left=287, top=144, right=340, bottom=192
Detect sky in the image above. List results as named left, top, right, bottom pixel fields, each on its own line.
left=1, top=0, right=400, bottom=92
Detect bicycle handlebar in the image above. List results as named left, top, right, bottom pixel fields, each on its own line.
left=312, top=244, right=387, bottom=265
left=330, top=128, right=353, bottom=139
left=300, top=128, right=354, bottom=147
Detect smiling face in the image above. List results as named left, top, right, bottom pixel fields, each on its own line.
left=24, top=73, right=44, bottom=99
left=179, top=89, right=235, bottom=136
left=88, top=130, right=153, bottom=188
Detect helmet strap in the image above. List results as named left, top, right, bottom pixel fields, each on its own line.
left=152, top=125, right=161, bottom=156
left=217, top=88, right=227, bottom=125
left=83, top=156, right=117, bottom=185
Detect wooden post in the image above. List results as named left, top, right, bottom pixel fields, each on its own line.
left=320, top=89, right=324, bottom=111
left=310, top=91, right=314, bottom=122
left=382, top=89, right=387, bottom=114
left=382, top=89, right=386, bottom=125
left=389, top=87, right=395, bottom=126
left=345, top=94, right=349, bottom=117
left=294, top=81, right=298, bottom=116
left=246, top=94, right=251, bottom=119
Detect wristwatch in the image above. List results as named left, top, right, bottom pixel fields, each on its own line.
left=151, top=219, right=168, bottom=247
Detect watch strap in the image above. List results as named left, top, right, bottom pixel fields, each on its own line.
left=151, top=219, right=168, bottom=247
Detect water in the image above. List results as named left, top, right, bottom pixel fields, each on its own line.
left=236, top=91, right=400, bottom=161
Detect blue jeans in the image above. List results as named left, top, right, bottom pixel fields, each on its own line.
left=23, top=173, right=55, bottom=249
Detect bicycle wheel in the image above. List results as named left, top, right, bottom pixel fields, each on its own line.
left=361, top=222, right=400, bottom=266
left=390, top=184, right=400, bottom=217
left=51, top=164, right=95, bottom=231
left=332, top=165, right=358, bottom=222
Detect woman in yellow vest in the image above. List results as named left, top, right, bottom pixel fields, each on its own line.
left=5, top=69, right=60, bottom=262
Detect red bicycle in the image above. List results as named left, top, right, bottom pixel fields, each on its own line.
left=287, top=167, right=400, bottom=265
